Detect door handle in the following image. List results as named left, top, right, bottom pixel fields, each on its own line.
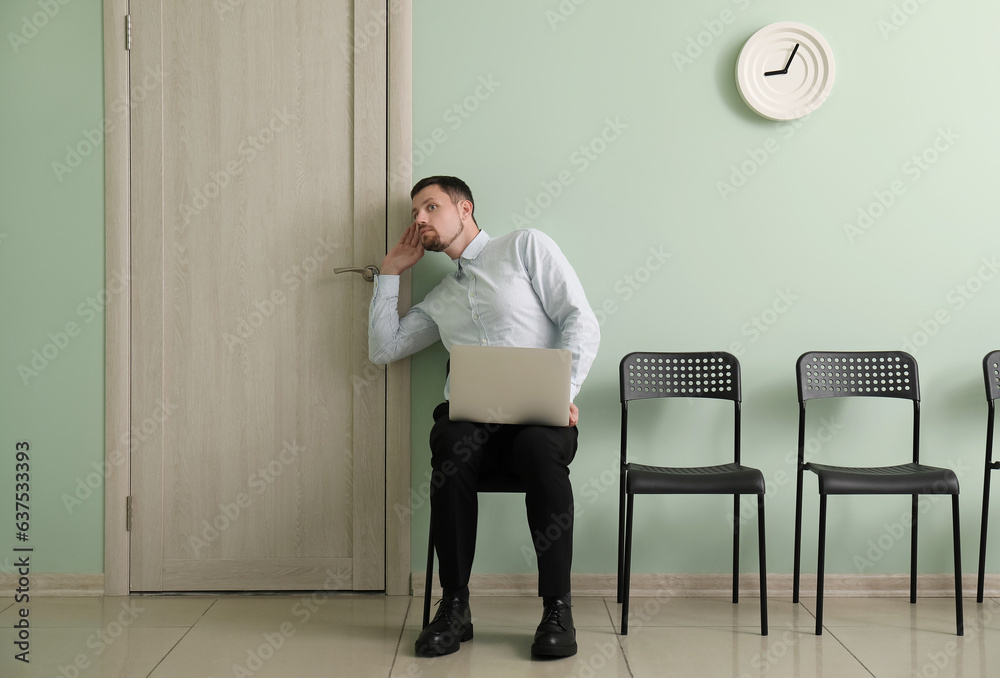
left=334, top=265, right=380, bottom=282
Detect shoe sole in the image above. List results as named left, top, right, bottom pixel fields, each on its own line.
left=414, top=625, right=474, bottom=657
left=530, top=642, right=578, bottom=658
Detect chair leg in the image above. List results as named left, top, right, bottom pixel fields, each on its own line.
left=732, top=494, right=740, bottom=604
left=910, top=494, right=918, bottom=604
left=757, top=494, right=768, bottom=636
left=617, top=470, right=627, bottom=604
left=422, top=520, right=435, bottom=628
left=793, top=467, right=804, bottom=604
left=978, top=465, right=993, bottom=603
left=621, top=492, right=635, bottom=635
left=815, top=494, right=827, bottom=636
left=953, top=495, right=965, bottom=636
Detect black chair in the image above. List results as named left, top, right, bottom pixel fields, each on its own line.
left=421, top=473, right=525, bottom=626
left=617, top=351, right=767, bottom=636
left=791, top=351, right=963, bottom=636
left=976, top=350, right=1000, bottom=603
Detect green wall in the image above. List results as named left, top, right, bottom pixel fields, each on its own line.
left=1, top=0, right=105, bottom=574
left=408, top=0, right=1000, bottom=579
left=2, top=0, right=999, bottom=584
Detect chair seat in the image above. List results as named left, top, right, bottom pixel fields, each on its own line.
left=626, top=462, right=765, bottom=495
left=806, top=462, right=959, bottom=495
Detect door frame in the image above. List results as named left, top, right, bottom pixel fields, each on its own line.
left=102, top=0, right=413, bottom=596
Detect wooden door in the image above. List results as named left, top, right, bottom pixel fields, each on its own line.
left=128, top=0, right=386, bottom=591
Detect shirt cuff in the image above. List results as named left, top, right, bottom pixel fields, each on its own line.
left=372, top=273, right=400, bottom=298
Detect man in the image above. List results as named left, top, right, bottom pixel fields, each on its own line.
left=368, top=176, right=600, bottom=658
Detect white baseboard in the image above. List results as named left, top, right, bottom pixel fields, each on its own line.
left=412, top=572, right=1000, bottom=599
left=0, top=573, right=104, bottom=597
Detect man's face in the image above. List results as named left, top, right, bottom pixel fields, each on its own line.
left=411, top=185, right=467, bottom=252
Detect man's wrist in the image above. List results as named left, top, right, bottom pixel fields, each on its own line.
left=372, top=273, right=401, bottom=298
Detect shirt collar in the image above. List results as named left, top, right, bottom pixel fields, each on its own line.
left=454, top=230, right=490, bottom=270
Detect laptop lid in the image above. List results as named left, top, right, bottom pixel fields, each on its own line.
left=448, top=345, right=572, bottom=426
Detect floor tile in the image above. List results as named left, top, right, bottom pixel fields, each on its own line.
left=605, top=595, right=814, bottom=631
left=827, top=625, right=1000, bottom=678
left=148, top=623, right=401, bottom=678
left=798, top=596, right=967, bottom=634
left=193, top=593, right=410, bottom=629
left=0, top=626, right=186, bottom=678
left=4, top=592, right=997, bottom=677
left=619, top=624, right=872, bottom=678
left=967, top=597, right=1000, bottom=632
left=391, top=626, right=629, bottom=678
left=0, top=595, right=216, bottom=628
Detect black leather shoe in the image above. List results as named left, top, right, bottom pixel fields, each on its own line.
left=415, top=597, right=473, bottom=657
left=531, top=598, right=577, bottom=657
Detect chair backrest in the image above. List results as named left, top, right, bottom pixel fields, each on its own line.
left=619, top=352, right=741, bottom=464
left=984, top=351, right=1000, bottom=466
left=620, top=351, right=741, bottom=403
left=795, top=350, right=920, bottom=465
left=796, top=351, right=919, bottom=402
left=985, top=351, right=1000, bottom=402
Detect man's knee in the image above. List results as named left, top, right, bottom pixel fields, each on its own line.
left=430, top=420, right=484, bottom=470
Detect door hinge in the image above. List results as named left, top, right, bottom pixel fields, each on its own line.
left=125, top=14, right=131, bottom=51
left=126, top=496, right=133, bottom=531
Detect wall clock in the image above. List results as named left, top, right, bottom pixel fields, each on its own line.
left=735, top=22, right=835, bottom=121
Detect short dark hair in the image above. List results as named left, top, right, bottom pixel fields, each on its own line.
left=411, top=176, right=475, bottom=218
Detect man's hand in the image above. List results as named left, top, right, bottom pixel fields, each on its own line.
left=380, top=223, right=425, bottom=275
left=568, top=403, right=579, bottom=427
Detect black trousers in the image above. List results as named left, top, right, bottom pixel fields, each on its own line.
left=428, top=402, right=578, bottom=598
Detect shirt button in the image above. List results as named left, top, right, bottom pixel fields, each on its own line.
left=481, top=339, right=487, bottom=345
left=473, top=314, right=480, bottom=320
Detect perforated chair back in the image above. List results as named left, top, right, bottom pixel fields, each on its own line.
left=796, top=351, right=921, bottom=467
left=984, top=351, right=1000, bottom=401
left=620, top=352, right=740, bottom=403
left=620, top=351, right=741, bottom=465
left=796, top=351, right=919, bottom=402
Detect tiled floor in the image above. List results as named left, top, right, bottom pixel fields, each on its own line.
left=2, top=593, right=999, bottom=677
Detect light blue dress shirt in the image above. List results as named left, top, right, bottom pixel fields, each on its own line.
left=368, top=229, right=600, bottom=400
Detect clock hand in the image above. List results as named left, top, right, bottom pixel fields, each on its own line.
left=763, top=42, right=800, bottom=76
left=783, top=43, right=800, bottom=71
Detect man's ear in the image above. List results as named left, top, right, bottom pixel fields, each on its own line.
left=459, top=199, right=474, bottom=221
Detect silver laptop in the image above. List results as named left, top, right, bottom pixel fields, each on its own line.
left=448, top=345, right=572, bottom=426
